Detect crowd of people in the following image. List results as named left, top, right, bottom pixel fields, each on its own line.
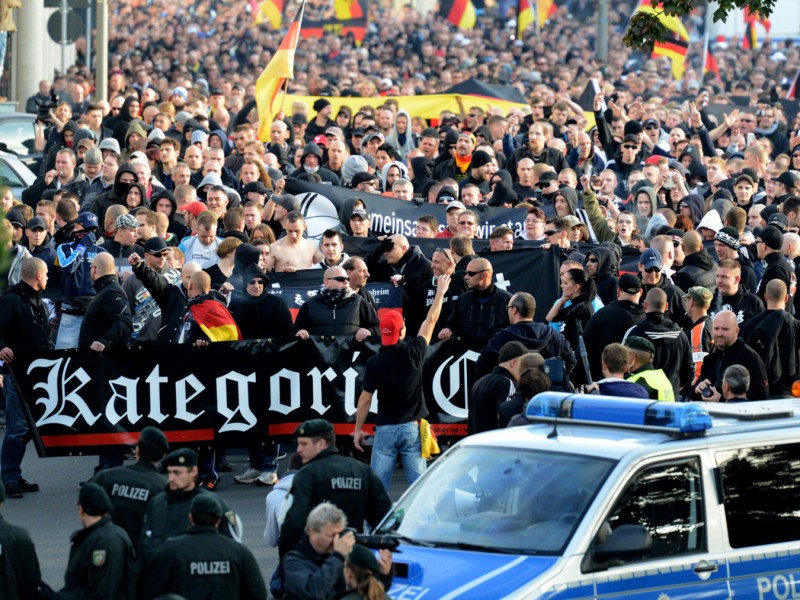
left=1, top=0, right=800, bottom=597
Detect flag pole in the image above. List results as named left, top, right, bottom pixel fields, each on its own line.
left=533, top=0, right=540, bottom=38
left=701, top=31, right=709, bottom=76
left=280, top=77, right=290, bottom=113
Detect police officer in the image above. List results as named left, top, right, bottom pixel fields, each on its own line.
left=0, top=481, right=48, bottom=598
left=61, top=483, right=136, bottom=599
left=141, top=494, right=267, bottom=600
left=139, top=448, right=239, bottom=567
left=278, top=419, right=391, bottom=557
left=92, top=426, right=169, bottom=543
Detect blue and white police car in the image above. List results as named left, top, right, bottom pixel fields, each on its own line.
left=377, top=393, right=800, bottom=599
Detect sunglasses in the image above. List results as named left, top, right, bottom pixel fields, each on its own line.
left=644, top=266, right=661, bottom=273
left=586, top=257, right=598, bottom=263
left=543, top=230, right=559, bottom=236
left=435, top=247, right=454, bottom=263
left=459, top=221, right=475, bottom=226
left=468, top=114, right=479, bottom=118
left=465, top=269, right=489, bottom=277
left=326, top=276, right=349, bottom=283
left=645, top=124, right=659, bottom=130
left=248, top=279, right=265, bottom=286
left=623, top=145, right=639, bottom=150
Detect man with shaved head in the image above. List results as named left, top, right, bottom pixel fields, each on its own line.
left=693, top=310, right=769, bottom=401
left=439, top=256, right=512, bottom=348
left=293, top=266, right=379, bottom=341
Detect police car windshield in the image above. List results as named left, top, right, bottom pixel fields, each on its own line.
left=380, top=446, right=615, bottom=555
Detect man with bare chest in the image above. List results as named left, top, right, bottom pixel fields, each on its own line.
left=270, top=212, right=323, bottom=272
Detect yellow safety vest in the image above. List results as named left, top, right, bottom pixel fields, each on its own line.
left=627, top=368, right=676, bottom=402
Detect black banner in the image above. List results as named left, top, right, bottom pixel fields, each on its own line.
left=284, top=179, right=528, bottom=241
left=12, top=249, right=562, bottom=456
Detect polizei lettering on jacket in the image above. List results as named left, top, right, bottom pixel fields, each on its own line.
left=190, top=561, right=231, bottom=575
left=331, top=476, right=363, bottom=490
left=110, top=483, right=150, bottom=502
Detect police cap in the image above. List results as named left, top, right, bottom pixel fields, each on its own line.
left=295, top=419, right=334, bottom=438
left=163, top=448, right=198, bottom=468
left=79, top=483, right=113, bottom=516
left=624, top=336, right=656, bottom=355
left=138, top=426, right=169, bottom=453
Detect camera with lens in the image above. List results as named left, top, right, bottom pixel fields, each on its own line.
left=35, top=89, right=59, bottom=124
left=339, top=527, right=399, bottom=550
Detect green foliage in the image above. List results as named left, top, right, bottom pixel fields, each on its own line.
left=623, top=0, right=778, bottom=51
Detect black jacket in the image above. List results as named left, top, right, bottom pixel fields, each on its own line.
left=641, top=274, right=687, bottom=324
left=279, top=447, right=391, bottom=557
left=625, top=312, right=694, bottom=395
left=0, top=514, right=43, bottom=599
left=741, top=309, right=800, bottom=396
left=0, top=281, right=51, bottom=355
left=139, top=486, right=236, bottom=567
left=78, top=274, right=133, bottom=349
left=589, top=246, right=619, bottom=306
left=61, top=516, right=135, bottom=600
left=583, top=299, right=646, bottom=381
left=446, top=284, right=512, bottom=349
left=92, top=461, right=167, bottom=545
left=693, top=338, right=769, bottom=400
left=469, top=365, right=516, bottom=435
left=476, top=321, right=576, bottom=377
left=673, top=249, right=717, bottom=294
left=141, top=525, right=267, bottom=600
left=758, top=252, right=796, bottom=308
left=229, top=286, right=293, bottom=340
left=293, top=290, right=378, bottom=337
left=133, top=261, right=189, bottom=344
left=506, top=146, right=567, bottom=180
left=710, top=285, right=764, bottom=325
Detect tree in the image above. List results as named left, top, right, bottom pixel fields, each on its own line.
left=623, top=0, right=778, bottom=53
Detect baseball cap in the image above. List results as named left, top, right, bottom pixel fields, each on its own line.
left=639, top=248, right=662, bottom=270
left=184, top=201, right=208, bottom=218
left=777, top=171, right=799, bottom=189
left=350, top=207, right=369, bottom=220
left=618, top=273, right=642, bottom=295
left=687, top=286, right=713, bottom=304
left=272, top=194, right=301, bottom=212
left=380, top=311, right=404, bottom=346
left=325, top=126, right=344, bottom=138
left=243, top=181, right=269, bottom=195
left=538, top=171, right=557, bottom=184
left=446, top=200, right=466, bottom=212
left=144, top=237, right=168, bottom=254
left=622, top=134, right=640, bottom=145
left=26, top=217, right=46, bottom=231
left=76, top=212, right=99, bottom=229
left=768, top=212, right=789, bottom=231
left=351, top=171, right=380, bottom=187
left=115, top=213, right=139, bottom=230
left=5, top=212, right=26, bottom=228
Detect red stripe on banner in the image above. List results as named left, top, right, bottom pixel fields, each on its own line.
left=269, top=422, right=468, bottom=437
left=41, top=429, right=216, bottom=447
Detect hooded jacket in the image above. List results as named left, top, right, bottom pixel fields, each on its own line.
left=629, top=186, right=656, bottom=234
left=384, top=109, right=416, bottom=159
left=696, top=209, right=723, bottom=236
left=380, top=160, right=408, bottom=192
left=587, top=246, right=619, bottom=305
left=710, top=284, right=764, bottom=325
left=410, top=156, right=434, bottom=193
left=41, top=120, right=80, bottom=174
left=624, top=312, right=694, bottom=395
left=287, top=143, right=340, bottom=185
left=78, top=274, right=133, bottom=349
left=122, top=120, right=148, bottom=159
left=680, top=193, right=706, bottom=227
left=476, top=320, right=577, bottom=377
left=91, top=163, right=138, bottom=224
left=228, top=265, right=293, bottom=340
left=583, top=299, right=646, bottom=381
left=209, top=129, right=232, bottom=155
left=673, top=248, right=717, bottom=294
left=109, top=96, right=140, bottom=146
left=227, top=244, right=263, bottom=291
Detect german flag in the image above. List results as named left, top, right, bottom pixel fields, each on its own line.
left=517, top=0, right=533, bottom=38
left=743, top=21, right=757, bottom=49
left=440, top=0, right=476, bottom=30
left=538, top=0, right=557, bottom=28
left=256, top=1, right=305, bottom=141
left=635, top=0, right=689, bottom=42
left=252, top=0, right=284, bottom=29
left=652, top=39, right=688, bottom=81
left=189, top=301, right=242, bottom=342
left=704, top=46, right=719, bottom=78
left=335, top=0, right=364, bottom=20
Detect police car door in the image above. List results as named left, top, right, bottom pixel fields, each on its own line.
left=585, top=456, right=729, bottom=599
left=714, top=440, right=800, bottom=599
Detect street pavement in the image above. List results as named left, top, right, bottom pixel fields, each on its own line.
left=0, top=436, right=411, bottom=591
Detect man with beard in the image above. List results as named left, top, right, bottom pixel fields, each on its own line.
left=433, top=131, right=476, bottom=183
left=506, top=123, right=567, bottom=177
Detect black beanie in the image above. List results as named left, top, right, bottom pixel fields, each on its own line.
left=79, top=483, right=113, bottom=516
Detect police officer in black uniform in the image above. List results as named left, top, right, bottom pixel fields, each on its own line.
left=278, top=419, right=391, bottom=557
left=141, top=494, right=267, bottom=600
left=0, top=481, right=48, bottom=598
left=92, top=426, right=169, bottom=543
left=139, top=448, right=239, bottom=568
left=60, top=483, right=136, bottom=600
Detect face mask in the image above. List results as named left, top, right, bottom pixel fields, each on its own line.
left=320, top=286, right=347, bottom=303
left=303, top=164, right=319, bottom=174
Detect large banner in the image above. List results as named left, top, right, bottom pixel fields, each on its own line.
left=284, top=179, right=528, bottom=240
left=12, top=248, right=562, bottom=457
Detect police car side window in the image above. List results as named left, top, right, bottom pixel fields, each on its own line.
left=601, top=458, right=705, bottom=565
left=717, top=442, right=800, bottom=549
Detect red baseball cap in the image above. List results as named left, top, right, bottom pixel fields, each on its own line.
left=184, top=201, right=207, bottom=218
left=313, top=134, right=328, bottom=147
left=380, top=311, right=404, bottom=346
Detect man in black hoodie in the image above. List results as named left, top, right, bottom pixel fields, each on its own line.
left=624, top=288, right=694, bottom=397
left=287, top=143, right=340, bottom=185
left=91, top=162, right=137, bottom=225
left=710, top=259, right=764, bottom=325
left=476, top=292, right=576, bottom=377
left=583, top=274, right=645, bottom=381
left=585, top=246, right=619, bottom=305
left=673, top=230, right=717, bottom=293
left=756, top=226, right=795, bottom=310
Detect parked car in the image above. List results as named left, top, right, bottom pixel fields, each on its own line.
left=0, top=152, right=36, bottom=200
left=0, top=112, right=43, bottom=173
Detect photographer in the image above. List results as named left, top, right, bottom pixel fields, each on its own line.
left=283, top=503, right=392, bottom=600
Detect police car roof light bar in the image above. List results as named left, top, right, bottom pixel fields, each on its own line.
left=525, top=392, right=713, bottom=434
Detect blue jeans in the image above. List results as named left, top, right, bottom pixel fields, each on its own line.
left=370, top=422, right=425, bottom=491
left=55, top=314, right=83, bottom=350
left=249, top=443, right=279, bottom=471
left=1, top=372, right=31, bottom=484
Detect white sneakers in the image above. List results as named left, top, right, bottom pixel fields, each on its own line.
left=234, top=468, right=278, bottom=485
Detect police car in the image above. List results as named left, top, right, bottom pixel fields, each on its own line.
left=377, top=393, right=800, bottom=599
